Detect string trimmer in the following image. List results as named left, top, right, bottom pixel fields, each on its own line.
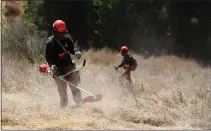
left=114, top=66, right=140, bottom=111
left=39, top=59, right=102, bottom=103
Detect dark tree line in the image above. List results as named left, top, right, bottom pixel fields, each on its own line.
left=23, top=0, right=211, bottom=60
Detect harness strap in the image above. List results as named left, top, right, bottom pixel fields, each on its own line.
left=54, top=38, right=72, bottom=58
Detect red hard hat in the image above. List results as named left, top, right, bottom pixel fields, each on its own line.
left=53, top=20, right=67, bottom=32
left=120, top=46, right=128, bottom=53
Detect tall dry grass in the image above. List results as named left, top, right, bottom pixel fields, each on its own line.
left=2, top=2, right=210, bottom=129
left=2, top=20, right=45, bottom=64
left=2, top=1, right=23, bottom=35
left=2, top=36, right=211, bottom=129
left=2, top=1, right=23, bottom=17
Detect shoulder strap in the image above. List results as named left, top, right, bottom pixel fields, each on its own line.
left=54, top=38, right=72, bottom=57
left=54, top=38, right=67, bottom=53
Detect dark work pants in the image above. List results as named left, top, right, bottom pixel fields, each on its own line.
left=54, top=63, right=82, bottom=108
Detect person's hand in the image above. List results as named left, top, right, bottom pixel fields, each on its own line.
left=75, top=51, right=82, bottom=60
left=46, top=67, right=52, bottom=75
left=51, top=65, right=57, bottom=70
left=114, top=66, right=119, bottom=71
left=51, top=65, right=58, bottom=75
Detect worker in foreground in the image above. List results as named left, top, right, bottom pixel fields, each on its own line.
left=45, top=20, right=83, bottom=108
left=115, top=46, right=138, bottom=85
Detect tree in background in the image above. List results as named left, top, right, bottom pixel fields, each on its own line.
left=22, top=0, right=211, bottom=60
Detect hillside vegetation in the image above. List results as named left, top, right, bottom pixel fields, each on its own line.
left=1, top=1, right=211, bottom=130
left=22, top=0, right=211, bottom=60
left=2, top=48, right=211, bottom=130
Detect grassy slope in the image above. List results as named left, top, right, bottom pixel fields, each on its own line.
left=2, top=49, right=211, bottom=130
left=2, top=1, right=211, bottom=130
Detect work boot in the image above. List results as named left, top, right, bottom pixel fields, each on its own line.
left=75, top=101, right=84, bottom=108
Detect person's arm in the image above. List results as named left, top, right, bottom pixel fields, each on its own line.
left=73, top=40, right=80, bottom=53
left=66, top=34, right=80, bottom=54
left=45, top=41, right=60, bottom=76
left=45, top=42, right=54, bottom=67
left=117, top=60, right=124, bottom=68
left=65, top=34, right=82, bottom=60
left=115, top=58, right=124, bottom=70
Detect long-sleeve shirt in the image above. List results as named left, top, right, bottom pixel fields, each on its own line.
left=45, top=33, right=80, bottom=67
left=118, top=54, right=135, bottom=69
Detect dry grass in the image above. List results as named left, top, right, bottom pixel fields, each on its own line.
left=1, top=1, right=23, bottom=36
left=2, top=1, right=23, bottom=17
left=2, top=48, right=211, bottom=130
left=2, top=1, right=210, bottom=129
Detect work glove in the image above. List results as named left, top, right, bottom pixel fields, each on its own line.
left=50, top=65, right=58, bottom=75
left=75, top=51, right=82, bottom=60
left=46, top=67, right=51, bottom=75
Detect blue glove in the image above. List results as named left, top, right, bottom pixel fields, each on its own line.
left=58, top=75, right=65, bottom=79
left=75, top=51, right=82, bottom=60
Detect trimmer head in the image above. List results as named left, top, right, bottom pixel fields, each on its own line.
left=82, top=94, right=102, bottom=103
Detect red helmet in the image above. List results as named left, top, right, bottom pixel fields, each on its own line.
left=120, top=46, right=128, bottom=53
left=52, top=20, right=67, bottom=32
